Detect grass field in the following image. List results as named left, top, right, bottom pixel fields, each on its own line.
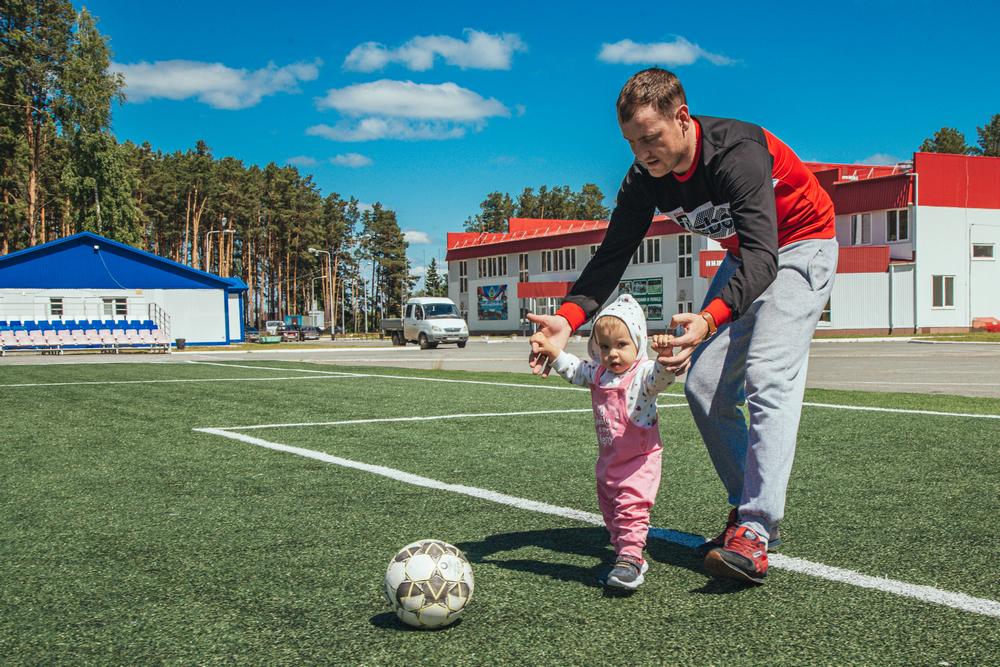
left=2, top=360, right=999, bottom=665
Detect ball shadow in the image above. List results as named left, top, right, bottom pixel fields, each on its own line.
left=369, top=611, right=464, bottom=632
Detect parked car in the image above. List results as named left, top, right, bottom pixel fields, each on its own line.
left=301, top=326, right=321, bottom=340
left=245, top=327, right=260, bottom=343
left=380, top=297, right=469, bottom=349
left=264, top=320, right=284, bottom=335
left=282, top=325, right=302, bottom=341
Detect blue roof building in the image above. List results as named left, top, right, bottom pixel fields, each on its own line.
left=0, top=232, right=248, bottom=345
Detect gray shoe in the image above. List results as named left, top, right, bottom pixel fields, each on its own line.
left=604, top=558, right=649, bottom=590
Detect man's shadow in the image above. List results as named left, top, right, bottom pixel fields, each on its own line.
left=456, top=527, right=748, bottom=595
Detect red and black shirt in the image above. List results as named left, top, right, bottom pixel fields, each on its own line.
left=558, top=116, right=835, bottom=330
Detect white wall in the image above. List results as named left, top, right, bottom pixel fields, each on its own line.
left=227, top=293, right=244, bottom=342
left=0, top=288, right=148, bottom=322
left=162, top=289, right=228, bottom=343
left=835, top=208, right=914, bottom=260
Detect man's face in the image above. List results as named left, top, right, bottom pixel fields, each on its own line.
left=619, top=104, right=692, bottom=177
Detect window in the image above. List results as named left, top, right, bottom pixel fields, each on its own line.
left=676, top=301, right=693, bottom=314
left=932, top=275, right=954, bottom=308
left=819, top=298, right=831, bottom=323
left=49, top=298, right=63, bottom=318
left=851, top=213, right=872, bottom=245
left=459, top=261, right=468, bottom=293
left=519, top=254, right=529, bottom=282
left=541, top=248, right=576, bottom=273
left=678, top=234, right=692, bottom=278
left=886, top=209, right=910, bottom=242
left=102, top=297, right=127, bottom=319
left=972, top=244, right=995, bottom=260
left=590, top=244, right=599, bottom=256
left=632, top=238, right=661, bottom=265
left=477, top=256, right=507, bottom=278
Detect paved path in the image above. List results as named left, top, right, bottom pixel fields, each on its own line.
left=4, top=338, right=998, bottom=399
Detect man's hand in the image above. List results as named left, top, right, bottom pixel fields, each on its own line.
left=656, top=312, right=710, bottom=375
left=526, top=312, right=571, bottom=377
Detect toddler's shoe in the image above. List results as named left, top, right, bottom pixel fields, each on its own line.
left=604, top=555, right=649, bottom=591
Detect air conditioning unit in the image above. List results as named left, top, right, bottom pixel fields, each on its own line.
left=678, top=289, right=687, bottom=300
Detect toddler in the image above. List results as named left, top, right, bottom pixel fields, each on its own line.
left=531, top=294, right=675, bottom=590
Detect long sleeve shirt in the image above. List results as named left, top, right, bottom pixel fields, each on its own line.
left=551, top=352, right=675, bottom=428
left=557, top=116, right=835, bottom=331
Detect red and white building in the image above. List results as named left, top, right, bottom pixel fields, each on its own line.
left=446, top=152, right=1000, bottom=335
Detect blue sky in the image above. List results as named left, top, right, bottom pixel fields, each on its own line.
left=81, top=0, right=1000, bottom=280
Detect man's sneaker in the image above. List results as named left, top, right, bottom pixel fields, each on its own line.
left=693, top=508, right=739, bottom=557
left=604, top=555, right=649, bottom=590
left=694, top=509, right=783, bottom=557
left=703, top=525, right=768, bottom=585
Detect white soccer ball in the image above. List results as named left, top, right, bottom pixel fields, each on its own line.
left=383, top=539, right=474, bottom=629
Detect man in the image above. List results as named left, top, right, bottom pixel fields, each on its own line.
left=528, top=68, right=838, bottom=585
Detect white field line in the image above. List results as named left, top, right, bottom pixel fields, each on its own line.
left=196, top=426, right=1000, bottom=619
left=189, top=361, right=1000, bottom=421
left=202, top=404, right=690, bottom=432
left=0, top=375, right=365, bottom=389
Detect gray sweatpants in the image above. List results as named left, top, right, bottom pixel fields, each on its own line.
left=685, top=237, right=839, bottom=539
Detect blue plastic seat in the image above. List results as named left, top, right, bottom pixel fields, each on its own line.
left=10, top=320, right=22, bottom=327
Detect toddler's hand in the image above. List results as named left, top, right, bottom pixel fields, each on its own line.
left=530, top=331, right=558, bottom=361
left=650, top=333, right=675, bottom=363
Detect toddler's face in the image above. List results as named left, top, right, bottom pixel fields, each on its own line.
left=594, top=326, right=638, bottom=374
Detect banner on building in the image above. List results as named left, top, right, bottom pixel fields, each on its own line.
left=618, top=278, right=663, bottom=320
left=699, top=250, right=727, bottom=278
left=477, top=284, right=508, bottom=320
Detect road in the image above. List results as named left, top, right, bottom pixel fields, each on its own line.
left=5, top=337, right=997, bottom=399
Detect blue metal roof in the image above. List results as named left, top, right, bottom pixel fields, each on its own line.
left=0, top=232, right=248, bottom=291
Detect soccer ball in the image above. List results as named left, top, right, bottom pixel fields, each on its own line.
left=383, top=539, right=474, bottom=629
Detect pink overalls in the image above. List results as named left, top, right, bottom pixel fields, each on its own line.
left=590, top=361, right=664, bottom=561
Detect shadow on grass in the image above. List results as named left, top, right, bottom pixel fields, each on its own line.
left=456, top=526, right=754, bottom=594
left=369, top=611, right=464, bottom=632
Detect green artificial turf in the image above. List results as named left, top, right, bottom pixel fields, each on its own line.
left=1, top=361, right=998, bottom=665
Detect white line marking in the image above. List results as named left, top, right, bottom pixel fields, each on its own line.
left=0, top=375, right=363, bottom=389
left=203, top=404, right=690, bottom=432
left=803, top=401, right=1000, bottom=420
left=197, top=427, right=1000, bottom=619
left=188, top=362, right=1000, bottom=420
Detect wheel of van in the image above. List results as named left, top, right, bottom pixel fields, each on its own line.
left=457, top=341, right=467, bottom=348
left=419, top=333, right=430, bottom=350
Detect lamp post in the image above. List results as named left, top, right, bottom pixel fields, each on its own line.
left=308, top=247, right=333, bottom=332
left=204, top=227, right=235, bottom=273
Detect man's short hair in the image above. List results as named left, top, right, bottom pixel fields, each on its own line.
left=616, top=68, right=687, bottom=123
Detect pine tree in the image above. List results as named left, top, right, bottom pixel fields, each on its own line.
left=918, top=127, right=970, bottom=154
left=973, top=114, right=1000, bottom=157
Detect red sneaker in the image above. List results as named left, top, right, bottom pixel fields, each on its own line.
left=693, top=507, right=739, bottom=557
left=703, top=525, right=768, bottom=584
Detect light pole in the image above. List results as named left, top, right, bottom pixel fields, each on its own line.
left=204, top=228, right=235, bottom=273
left=308, top=247, right=333, bottom=332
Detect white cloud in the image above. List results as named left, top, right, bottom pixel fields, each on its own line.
left=598, top=37, right=732, bottom=66
left=285, top=155, right=318, bottom=167
left=311, top=80, right=509, bottom=142
left=410, top=265, right=428, bottom=277
left=112, top=59, right=321, bottom=109
left=858, top=153, right=902, bottom=166
left=307, top=119, right=466, bottom=142
left=404, top=230, right=431, bottom=244
left=344, top=29, right=525, bottom=72
left=330, top=153, right=373, bottom=167
left=317, top=80, right=508, bottom=120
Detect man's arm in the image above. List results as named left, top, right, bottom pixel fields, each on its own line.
left=556, top=166, right=656, bottom=331
left=701, top=140, right=779, bottom=327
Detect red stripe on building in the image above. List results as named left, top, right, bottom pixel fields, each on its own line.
left=913, top=152, right=1000, bottom=209
left=517, top=281, right=574, bottom=298
left=837, top=245, right=889, bottom=273
left=699, top=250, right=727, bottom=278
left=831, top=174, right=913, bottom=214
left=446, top=216, right=686, bottom=261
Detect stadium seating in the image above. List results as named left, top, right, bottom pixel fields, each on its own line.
left=0, top=318, right=171, bottom=356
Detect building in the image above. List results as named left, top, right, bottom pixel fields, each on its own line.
left=445, top=152, right=1000, bottom=335
left=0, top=231, right=248, bottom=346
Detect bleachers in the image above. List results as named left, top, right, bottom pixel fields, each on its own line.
left=0, top=318, right=170, bottom=356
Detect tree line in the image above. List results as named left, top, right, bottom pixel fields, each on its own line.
left=463, top=184, right=611, bottom=233
left=1, top=1, right=410, bottom=330
left=919, top=115, right=1000, bottom=156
